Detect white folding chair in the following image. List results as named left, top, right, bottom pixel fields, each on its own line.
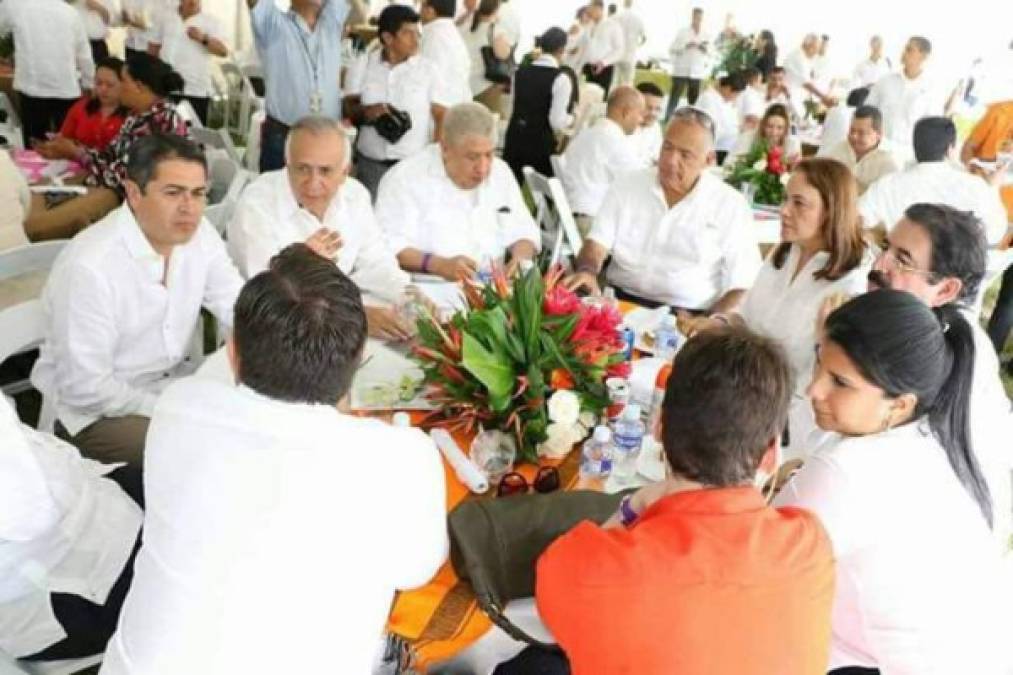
left=549, top=154, right=566, bottom=179
left=0, top=92, right=23, bottom=147
left=18, top=654, right=104, bottom=675
left=174, top=98, right=203, bottom=129
left=220, top=61, right=262, bottom=140
left=191, top=126, right=243, bottom=166
left=207, top=155, right=242, bottom=205
left=522, top=167, right=583, bottom=269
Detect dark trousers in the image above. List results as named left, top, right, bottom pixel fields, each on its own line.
left=18, top=93, right=76, bottom=147
left=582, top=64, right=615, bottom=96
left=181, top=95, right=210, bottom=126
left=124, top=47, right=146, bottom=63
left=260, top=116, right=290, bottom=173
left=665, top=76, right=701, bottom=120
left=987, top=263, right=1013, bottom=355
left=829, top=668, right=880, bottom=674
left=493, top=647, right=570, bottom=675
left=89, top=39, right=109, bottom=63
left=21, top=466, right=143, bottom=662
left=612, top=284, right=706, bottom=315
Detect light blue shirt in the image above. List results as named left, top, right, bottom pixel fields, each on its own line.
left=251, top=0, right=348, bottom=125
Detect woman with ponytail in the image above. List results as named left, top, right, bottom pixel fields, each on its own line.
left=776, top=289, right=1009, bottom=675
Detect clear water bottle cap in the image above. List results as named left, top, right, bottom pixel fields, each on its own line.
left=622, top=403, right=641, bottom=420
left=592, top=425, right=612, bottom=442
left=391, top=412, right=411, bottom=427
left=661, top=314, right=676, bottom=328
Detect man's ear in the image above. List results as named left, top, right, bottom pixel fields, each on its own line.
left=123, top=179, right=143, bottom=209
left=931, top=276, right=964, bottom=307
left=225, top=336, right=240, bottom=383
left=758, top=436, right=779, bottom=475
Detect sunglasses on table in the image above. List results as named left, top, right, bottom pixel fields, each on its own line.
left=496, top=466, right=561, bottom=497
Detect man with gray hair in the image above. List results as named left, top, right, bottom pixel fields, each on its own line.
left=783, top=33, right=835, bottom=108
left=565, top=108, right=761, bottom=313
left=229, top=116, right=415, bottom=341
left=375, top=102, right=540, bottom=281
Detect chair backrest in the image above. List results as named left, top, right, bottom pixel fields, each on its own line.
left=192, top=126, right=242, bottom=165
left=204, top=202, right=233, bottom=238
left=0, top=300, right=45, bottom=365
left=208, top=156, right=241, bottom=204
left=0, top=240, right=69, bottom=284
left=175, top=98, right=203, bottom=129
left=523, top=167, right=583, bottom=268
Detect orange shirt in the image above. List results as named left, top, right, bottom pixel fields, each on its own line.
left=536, top=487, right=835, bottom=675
left=968, top=100, right=1013, bottom=220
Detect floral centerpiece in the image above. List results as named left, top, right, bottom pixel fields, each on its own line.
left=411, top=266, right=630, bottom=464
left=725, top=140, right=789, bottom=206
left=710, top=35, right=758, bottom=79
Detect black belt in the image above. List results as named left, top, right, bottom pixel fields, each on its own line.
left=611, top=285, right=706, bottom=315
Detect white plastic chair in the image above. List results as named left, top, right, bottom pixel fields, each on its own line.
left=0, top=92, right=23, bottom=148
left=522, top=166, right=583, bottom=269
left=220, top=61, right=262, bottom=140
left=191, top=126, right=243, bottom=166
left=174, top=98, right=203, bottom=129
left=18, top=655, right=104, bottom=675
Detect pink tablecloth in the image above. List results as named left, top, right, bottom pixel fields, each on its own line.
left=12, top=149, right=82, bottom=184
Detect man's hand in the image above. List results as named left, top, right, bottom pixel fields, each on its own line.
left=677, top=311, right=721, bottom=338
left=432, top=255, right=478, bottom=282
left=187, top=26, right=206, bottom=44
left=362, top=103, right=390, bottom=123
left=365, top=306, right=414, bottom=342
left=562, top=271, right=601, bottom=295
left=304, top=227, right=342, bottom=260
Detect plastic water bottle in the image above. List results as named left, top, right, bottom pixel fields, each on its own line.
left=476, top=255, right=494, bottom=283
left=580, top=425, right=614, bottom=478
left=612, top=404, right=645, bottom=481
left=654, top=314, right=681, bottom=362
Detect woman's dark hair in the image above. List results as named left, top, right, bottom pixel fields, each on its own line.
left=233, top=244, right=368, bottom=405
left=471, top=0, right=500, bottom=32
left=125, top=52, right=184, bottom=98
left=758, top=103, right=790, bottom=146
left=772, top=158, right=866, bottom=281
left=661, top=326, right=793, bottom=486
left=86, top=56, right=129, bottom=116
left=825, top=289, right=992, bottom=527
left=758, top=29, right=777, bottom=67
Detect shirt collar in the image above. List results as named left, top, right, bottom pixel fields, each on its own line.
left=117, top=205, right=167, bottom=284
left=643, top=486, right=769, bottom=520
left=534, top=54, right=559, bottom=67
left=649, top=168, right=713, bottom=211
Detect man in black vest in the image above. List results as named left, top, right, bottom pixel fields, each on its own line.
left=503, top=27, right=578, bottom=182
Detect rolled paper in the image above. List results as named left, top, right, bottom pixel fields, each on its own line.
left=430, top=428, right=490, bottom=494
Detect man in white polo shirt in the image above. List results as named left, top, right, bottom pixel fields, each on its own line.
left=665, top=7, right=709, bottom=120
left=853, top=34, right=891, bottom=88
left=561, top=85, right=646, bottom=232
left=783, top=33, right=835, bottom=109
left=859, top=117, right=1007, bottom=244
left=375, top=102, right=539, bottom=282
left=346, top=4, right=451, bottom=199
left=819, top=105, right=898, bottom=194
left=419, top=0, right=471, bottom=105
left=229, top=116, right=414, bottom=342
left=866, top=36, right=946, bottom=164
left=30, top=135, right=243, bottom=468
left=0, top=0, right=95, bottom=147
left=581, top=0, right=625, bottom=96
left=565, top=108, right=762, bottom=312
left=75, top=0, right=115, bottom=62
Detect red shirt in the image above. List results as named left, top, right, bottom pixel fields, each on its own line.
left=536, top=487, right=835, bottom=675
left=59, top=97, right=126, bottom=151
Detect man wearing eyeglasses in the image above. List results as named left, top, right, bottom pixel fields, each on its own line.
left=564, top=107, right=762, bottom=316
left=864, top=203, right=1012, bottom=551
left=30, top=135, right=242, bottom=468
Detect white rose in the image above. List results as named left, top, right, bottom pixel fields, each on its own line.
left=577, top=410, right=598, bottom=433
left=779, top=171, right=791, bottom=186
left=538, top=421, right=576, bottom=459
left=752, top=159, right=766, bottom=171
left=547, top=390, right=581, bottom=426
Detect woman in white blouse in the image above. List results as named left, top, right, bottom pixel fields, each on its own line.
left=776, top=290, right=1009, bottom=675
left=461, top=0, right=512, bottom=114
left=684, top=158, right=871, bottom=458
left=723, top=103, right=801, bottom=167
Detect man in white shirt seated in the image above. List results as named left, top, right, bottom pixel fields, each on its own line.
left=866, top=36, right=945, bottom=164
left=853, top=34, right=891, bottom=88
left=564, top=107, right=762, bottom=312
left=1, top=396, right=142, bottom=663
left=761, top=66, right=805, bottom=125
left=819, top=105, right=899, bottom=194
left=419, top=0, right=471, bottom=105
left=375, top=102, right=540, bottom=281
left=345, top=5, right=451, bottom=200
left=695, top=74, right=744, bottom=164
left=859, top=117, right=1008, bottom=244
left=100, top=244, right=449, bottom=675
left=581, top=0, right=625, bottom=96
left=30, top=135, right=243, bottom=468
left=229, top=116, right=415, bottom=342
left=0, top=0, right=95, bottom=147
left=561, top=85, right=646, bottom=232
left=631, top=82, right=664, bottom=165
left=783, top=33, right=835, bottom=109
left=665, top=6, right=709, bottom=120
left=866, top=203, right=1013, bottom=550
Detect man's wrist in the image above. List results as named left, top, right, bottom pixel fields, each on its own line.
left=575, top=262, right=599, bottom=276
left=420, top=252, right=433, bottom=274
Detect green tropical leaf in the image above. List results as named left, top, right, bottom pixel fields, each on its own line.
left=461, top=332, right=515, bottom=413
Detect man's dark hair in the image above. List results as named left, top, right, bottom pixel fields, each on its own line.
left=770, top=65, right=786, bottom=76
left=845, top=86, right=870, bottom=108
left=853, top=104, right=883, bottom=133
left=719, top=72, right=745, bottom=92
left=635, top=81, right=664, bottom=99
left=426, top=0, right=455, bottom=18
left=661, top=327, right=793, bottom=486
left=741, top=66, right=761, bottom=83
left=904, top=203, right=987, bottom=304
left=909, top=35, right=932, bottom=55
left=537, top=27, right=568, bottom=55
left=913, top=116, right=956, bottom=163
left=125, top=133, right=207, bottom=192
left=378, top=4, right=420, bottom=41
left=233, top=244, right=368, bottom=405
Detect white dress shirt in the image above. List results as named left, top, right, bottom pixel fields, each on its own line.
left=776, top=422, right=1010, bottom=674
left=528, top=55, right=575, bottom=132
left=0, top=0, right=95, bottom=98
left=563, top=24, right=591, bottom=71
left=738, top=245, right=872, bottom=459
left=614, top=9, right=644, bottom=65
left=0, top=397, right=141, bottom=658
left=695, top=87, right=740, bottom=153
left=495, top=1, right=521, bottom=48
left=100, top=376, right=449, bottom=675
left=228, top=170, right=409, bottom=303
left=75, top=0, right=112, bottom=41
left=783, top=48, right=816, bottom=94
left=420, top=17, right=472, bottom=106
left=346, top=50, right=451, bottom=162
left=561, top=118, right=645, bottom=216
left=630, top=122, right=663, bottom=166
left=737, top=85, right=767, bottom=123
left=866, top=71, right=945, bottom=160
left=853, top=57, right=891, bottom=88
left=819, top=140, right=899, bottom=194
left=151, top=11, right=225, bottom=99
left=583, top=16, right=625, bottom=68
left=858, top=161, right=1008, bottom=243
left=31, top=205, right=243, bottom=436
left=120, top=0, right=170, bottom=53
left=589, top=168, right=762, bottom=309
left=817, top=103, right=853, bottom=151
left=375, top=144, right=540, bottom=263
left=669, top=26, right=710, bottom=79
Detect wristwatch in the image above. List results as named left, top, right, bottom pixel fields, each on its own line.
left=618, top=494, right=639, bottom=528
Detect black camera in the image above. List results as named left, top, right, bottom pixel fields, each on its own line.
left=372, top=107, right=412, bottom=144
